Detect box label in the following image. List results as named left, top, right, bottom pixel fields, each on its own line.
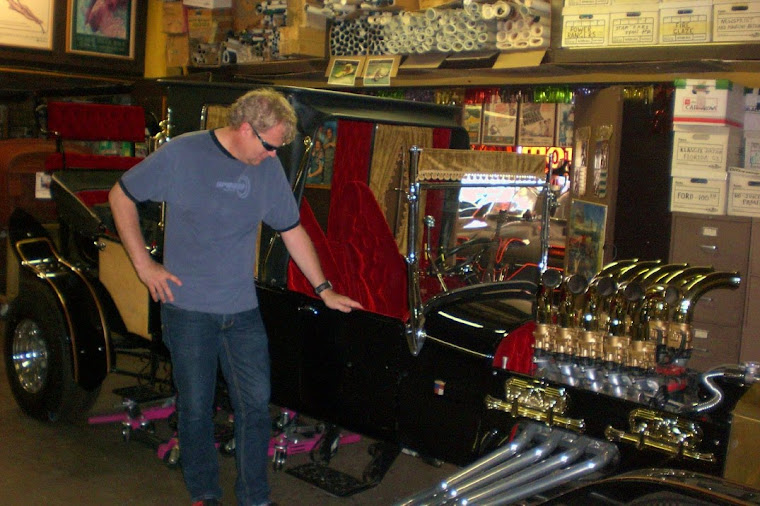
left=671, top=180, right=725, bottom=214
left=714, top=7, right=760, bottom=41
left=660, top=12, right=710, bottom=43
left=610, top=15, right=657, bottom=44
left=730, top=189, right=760, bottom=213
left=563, top=17, right=608, bottom=46
left=674, top=137, right=726, bottom=168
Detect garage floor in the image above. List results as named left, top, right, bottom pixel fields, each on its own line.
left=0, top=346, right=457, bottom=506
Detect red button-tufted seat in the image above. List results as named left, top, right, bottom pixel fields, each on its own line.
left=44, top=101, right=146, bottom=171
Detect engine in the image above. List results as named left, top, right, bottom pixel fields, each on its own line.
left=532, top=259, right=759, bottom=411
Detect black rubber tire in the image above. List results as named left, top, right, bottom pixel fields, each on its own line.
left=4, top=281, right=101, bottom=422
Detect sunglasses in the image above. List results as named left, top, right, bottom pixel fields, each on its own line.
left=250, top=124, right=279, bottom=152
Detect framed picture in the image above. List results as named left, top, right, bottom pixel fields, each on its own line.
left=306, top=120, right=338, bottom=188
left=518, top=102, right=556, bottom=146
left=482, top=101, right=518, bottom=146
left=326, top=56, right=364, bottom=87
left=362, top=56, right=400, bottom=87
left=565, top=199, right=607, bottom=281
left=0, top=0, right=54, bottom=50
left=463, top=104, right=483, bottom=145
left=67, top=0, right=136, bottom=59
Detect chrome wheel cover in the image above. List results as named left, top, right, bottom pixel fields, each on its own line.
left=11, top=319, right=49, bottom=394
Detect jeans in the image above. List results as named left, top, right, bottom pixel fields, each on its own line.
left=161, top=304, right=272, bottom=506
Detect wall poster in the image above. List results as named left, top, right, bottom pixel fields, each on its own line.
left=0, top=0, right=54, bottom=50
left=67, top=0, right=136, bottom=58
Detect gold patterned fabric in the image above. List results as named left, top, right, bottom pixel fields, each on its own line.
left=417, top=148, right=546, bottom=181
left=369, top=125, right=435, bottom=253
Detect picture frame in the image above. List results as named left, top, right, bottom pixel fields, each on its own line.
left=463, top=104, right=483, bottom=145
left=306, top=120, right=338, bottom=188
left=481, top=101, right=518, bottom=146
left=0, top=0, right=54, bottom=50
left=362, top=56, right=400, bottom=87
left=565, top=199, right=607, bottom=281
left=326, top=56, right=365, bottom=87
left=67, top=0, right=136, bottom=59
left=517, top=102, right=556, bottom=147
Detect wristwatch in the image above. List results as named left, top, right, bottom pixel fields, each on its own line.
left=314, top=280, right=333, bottom=295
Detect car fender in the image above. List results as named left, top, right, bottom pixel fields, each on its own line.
left=8, top=208, right=110, bottom=390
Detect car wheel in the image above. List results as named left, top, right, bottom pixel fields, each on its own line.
left=3, top=281, right=101, bottom=422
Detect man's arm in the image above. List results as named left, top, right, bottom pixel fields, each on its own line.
left=108, top=183, right=181, bottom=303
left=280, top=224, right=362, bottom=313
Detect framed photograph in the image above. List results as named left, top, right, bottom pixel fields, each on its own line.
left=67, top=0, right=136, bottom=59
left=565, top=199, right=607, bottom=281
left=463, top=104, right=483, bottom=145
left=518, top=102, right=556, bottom=146
left=306, top=120, right=338, bottom=188
left=482, top=101, right=518, bottom=146
left=326, top=56, right=364, bottom=87
left=0, top=0, right=54, bottom=50
left=362, top=56, right=400, bottom=87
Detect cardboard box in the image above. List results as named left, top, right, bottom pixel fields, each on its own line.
left=670, top=124, right=743, bottom=176
left=609, top=5, right=659, bottom=45
left=745, top=111, right=760, bottom=130
left=745, top=87, right=760, bottom=110
left=745, top=131, right=760, bottom=169
left=728, top=167, right=760, bottom=217
left=166, top=34, right=190, bottom=67
left=565, top=0, right=611, bottom=6
left=659, top=1, right=711, bottom=44
left=672, top=79, right=745, bottom=128
left=561, top=6, right=610, bottom=47
left=713, top=0, right=760, bottom=42
left=183, top=0, right=232, bottom=8
left=163, top=2, right=188, bottom=34
left=724, top=383, right=760, bottom=488
left=278, top=26, right=327, bottom=58
left=187, top=8, right=233, bottom=43
left=234, top=0, right=263, bottom=31
left=670, top=173, right=727, bottom=215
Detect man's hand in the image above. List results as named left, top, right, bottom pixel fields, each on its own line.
left=136, top=259, right=182, bottom=303
left=320, top=290, right=363, bottom=313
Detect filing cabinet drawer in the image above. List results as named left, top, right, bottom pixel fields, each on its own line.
left=670, top=213, right=750, bottom=271
left=691, top=283, right=747, bottom=326
left=688, top=322, right=741, bottom=371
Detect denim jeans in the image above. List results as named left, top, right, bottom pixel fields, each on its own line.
left=161, top=304, right=272, bottom=506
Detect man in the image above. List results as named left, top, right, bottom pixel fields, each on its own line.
left=109, top=88, right=362, bottom=506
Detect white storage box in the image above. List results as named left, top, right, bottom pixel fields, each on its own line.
left=183, top=0, right=232, bottom=8
left=670, top=174, right=728, bottom=215
left=671, top=125, right=743, bottom=176
left=561, top=6, right=610, bottom=47
left=745, top=131, right=760, bottom=170
left=672, top=79, right=745, bottom=128
left=609, top=5, right=659, bottom=45
left=659, top=1, right=712, bottom=44
left=746, top=88, right=760, bottom=111
left=713, top=0, right=760, bottom=42
left=728, top=167, right=760, bottom=217
left=745, top=111, right=760, bottom=131
left=565, top=0, right=611, bottom=6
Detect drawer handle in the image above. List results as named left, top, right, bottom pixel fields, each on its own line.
left=699, top=244, right=718, bottom=252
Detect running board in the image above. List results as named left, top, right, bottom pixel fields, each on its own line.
left=396, top=422, right=619, bottom=506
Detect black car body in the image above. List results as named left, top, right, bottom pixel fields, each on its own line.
left=3, top=81, right=760, bottom=503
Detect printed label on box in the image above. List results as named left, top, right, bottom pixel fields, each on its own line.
left=660, top=10, right=710, bottom=43
left=562, top=16, right=609, bottom=46
left=610, top=13, right=657, bottom=44
left=714, top=4, right=760, bottom=41
left=671, top=179, right=726, bottom=214
left=673, top=136, right=725, bottom=169
left=746, top=136, right=760, bottom=169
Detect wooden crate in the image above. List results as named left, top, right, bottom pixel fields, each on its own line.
left=279, top=26, right=327, bottom=58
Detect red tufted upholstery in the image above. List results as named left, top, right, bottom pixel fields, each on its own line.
left=45, top=101, right=146, bottom=171
left=492, top=320, right=536, bottom=374
left=328, top=181, right=408, bottom=320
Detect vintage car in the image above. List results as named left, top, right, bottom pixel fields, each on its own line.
left=3, top=82, right=760, bottom=503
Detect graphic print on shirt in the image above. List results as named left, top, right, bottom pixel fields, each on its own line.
left=215, top=174, right=251, bottom=199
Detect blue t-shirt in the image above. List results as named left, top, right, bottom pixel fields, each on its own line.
left=120, top=130, right=300, bottom=313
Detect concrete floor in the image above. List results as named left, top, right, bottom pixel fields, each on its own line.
left=0, top=347, right=457, bottom=506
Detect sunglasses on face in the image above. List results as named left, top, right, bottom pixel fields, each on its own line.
left=250, top=124, right=279, bottom=152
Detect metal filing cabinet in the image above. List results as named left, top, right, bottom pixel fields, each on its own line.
left=669, top=212, right=751, bottom=371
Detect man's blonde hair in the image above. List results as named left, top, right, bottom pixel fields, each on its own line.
left=228, top=88, right=297, bottom=144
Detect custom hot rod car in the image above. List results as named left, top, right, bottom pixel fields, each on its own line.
left=4, top=81, right=760, bottom=504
